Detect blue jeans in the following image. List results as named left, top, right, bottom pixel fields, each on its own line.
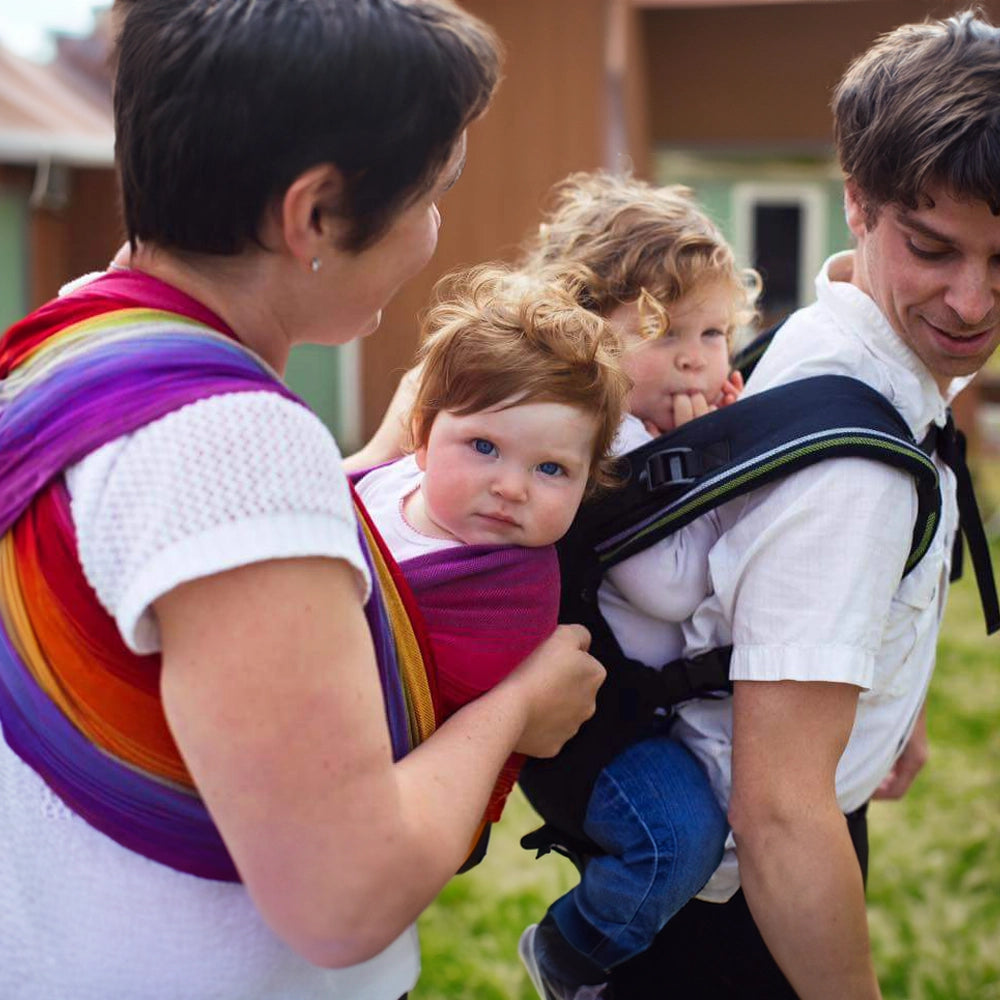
left=546, top=733, right=727, bottom=972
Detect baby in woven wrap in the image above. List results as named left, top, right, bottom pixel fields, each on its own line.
left=354, top=264, right=628, bottom=859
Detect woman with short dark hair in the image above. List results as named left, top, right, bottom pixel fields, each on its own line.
left=0, top=3, right=605, bottom=997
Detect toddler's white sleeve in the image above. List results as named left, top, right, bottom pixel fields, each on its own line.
left=605, top=514, right=720, bottom=622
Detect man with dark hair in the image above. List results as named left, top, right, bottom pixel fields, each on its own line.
left=610, top=10, right=999, bottom=999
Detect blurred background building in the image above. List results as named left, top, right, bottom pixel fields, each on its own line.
left=0, top=8, right=116, bottom=329
left=1, top=0, right=997, bottom=452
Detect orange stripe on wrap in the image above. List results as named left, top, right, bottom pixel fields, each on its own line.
left=12, top=480, right=191, bottom=786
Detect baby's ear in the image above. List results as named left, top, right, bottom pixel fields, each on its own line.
left=414, top=444, right=428, bottom=471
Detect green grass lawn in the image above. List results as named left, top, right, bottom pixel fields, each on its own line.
left=413, top=459, right=1000, bottom=1000
left=866, top=455, right=1000, bottom=999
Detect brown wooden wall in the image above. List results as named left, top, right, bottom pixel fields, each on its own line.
left=27, top=167, right=121, bottom=307
left=360, top=0, right=614, bottom=437
left=11, top=1, right=992, bottom=443
left=643, top=0, right=1000, bottom=149
left=359, top=0, right=1000, bottom=438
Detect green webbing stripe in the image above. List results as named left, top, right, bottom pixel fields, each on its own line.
left=906, top=511, right=938, bottom=572
left=599, top=432, right=938, bottom=566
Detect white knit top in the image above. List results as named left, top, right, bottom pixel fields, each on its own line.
left=0, top=391, right=420, bottom=1000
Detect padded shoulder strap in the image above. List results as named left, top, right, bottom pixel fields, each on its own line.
left=570, top=374, right=941, bottom=579
left=730, top=318, right=786, bottom=381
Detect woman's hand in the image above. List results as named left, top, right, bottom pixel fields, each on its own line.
left=156, top=560, right=602, bottom=965
left=500, top=624, right=605, bottom=758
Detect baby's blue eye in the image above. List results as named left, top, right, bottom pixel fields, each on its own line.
left=473, top=438, right=497, bottom=456
left=538, top=461, right=564, bottom=477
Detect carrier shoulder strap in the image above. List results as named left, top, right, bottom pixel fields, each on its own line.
left=920, top=414, right=1000, bottom=634
left=569, top=374, right=941, bottom=582
left=730, top=319, right=785, bottom=382
left=522, top=375, right=943, bottom=859
left=551, top=373, right=943, bottom=724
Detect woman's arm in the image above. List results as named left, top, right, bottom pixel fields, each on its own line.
left=156, top=555, right=602, bottom=968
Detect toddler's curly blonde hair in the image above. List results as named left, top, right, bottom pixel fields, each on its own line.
left=519, top=171, right=760, bottom=341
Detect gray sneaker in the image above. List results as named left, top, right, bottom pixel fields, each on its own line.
left=518, top=924, right=608, bottom=1000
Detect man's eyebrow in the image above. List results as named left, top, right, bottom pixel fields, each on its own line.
left=895, top=210, right=953, bottom=245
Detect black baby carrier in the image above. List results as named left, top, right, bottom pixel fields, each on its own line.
left=519, top=329, right=999, bottom=863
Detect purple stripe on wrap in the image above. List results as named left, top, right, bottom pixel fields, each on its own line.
left=0, top=333, right=298, bottom=537
left=0, top=622, right=238, bottom=880
left=0, top=329, right=297, bottom=881
left=402, top=543, right=560, bottom=635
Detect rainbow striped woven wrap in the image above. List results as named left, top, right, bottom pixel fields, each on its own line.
left=0, top=279, right=439, bottom=881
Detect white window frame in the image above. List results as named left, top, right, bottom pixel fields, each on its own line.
left=730, top=182, right=827, bottom=309
left=336, top=339, right=362, bottom=452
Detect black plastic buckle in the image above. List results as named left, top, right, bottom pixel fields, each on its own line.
left=643, top=447, right=696, bottom=490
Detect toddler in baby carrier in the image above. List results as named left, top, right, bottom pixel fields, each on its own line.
left=518, top=328, right=999, bottom=869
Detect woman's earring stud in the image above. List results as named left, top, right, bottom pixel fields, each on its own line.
left=311, top=257, right=321, bottom=273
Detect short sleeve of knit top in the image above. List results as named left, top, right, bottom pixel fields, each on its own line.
left=65, top=390, right=370, bottom=655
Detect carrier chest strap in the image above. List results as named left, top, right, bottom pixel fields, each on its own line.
left=652, top=646, right=732, bottom=706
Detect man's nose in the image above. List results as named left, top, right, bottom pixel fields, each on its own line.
left=944, top=262, right=997, bottom=327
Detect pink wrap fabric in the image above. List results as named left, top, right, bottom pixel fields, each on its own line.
left=400, top=543, right=561, bottom=820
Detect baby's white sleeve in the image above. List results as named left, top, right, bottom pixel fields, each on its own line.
left=604, top=513, right=720, bottom=622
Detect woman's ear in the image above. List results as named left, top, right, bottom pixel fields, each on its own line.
left=278, top=164, right=346, bottom=270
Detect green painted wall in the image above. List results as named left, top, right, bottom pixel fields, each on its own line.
left=825, top=182, right=852, bottom=257
left=659, top=167, right=851, bottom=261
left=685, top=180, right=733, bottom=238
left=0, top=191, right=349, bottom=443
left=0, top=190, right=28, bottom=330
left=654, top=151, right=856, bottom=303
left=285, top=343, right=344, bottom=437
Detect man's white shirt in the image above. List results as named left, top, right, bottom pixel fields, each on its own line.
left=676, top=252, right=967, bottom=901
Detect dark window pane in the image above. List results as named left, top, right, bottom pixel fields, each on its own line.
left=753, top=203, right=801, bottom=327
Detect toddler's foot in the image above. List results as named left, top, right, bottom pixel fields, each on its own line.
left=518, top=924, right=610, bottom=1000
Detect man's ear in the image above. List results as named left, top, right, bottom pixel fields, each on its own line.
left=843, top=179, right=868, bottom=241
left=278, top=163, right=346, bottom=270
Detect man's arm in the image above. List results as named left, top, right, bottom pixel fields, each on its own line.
left=730, top=678, right=882, bottom=1000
